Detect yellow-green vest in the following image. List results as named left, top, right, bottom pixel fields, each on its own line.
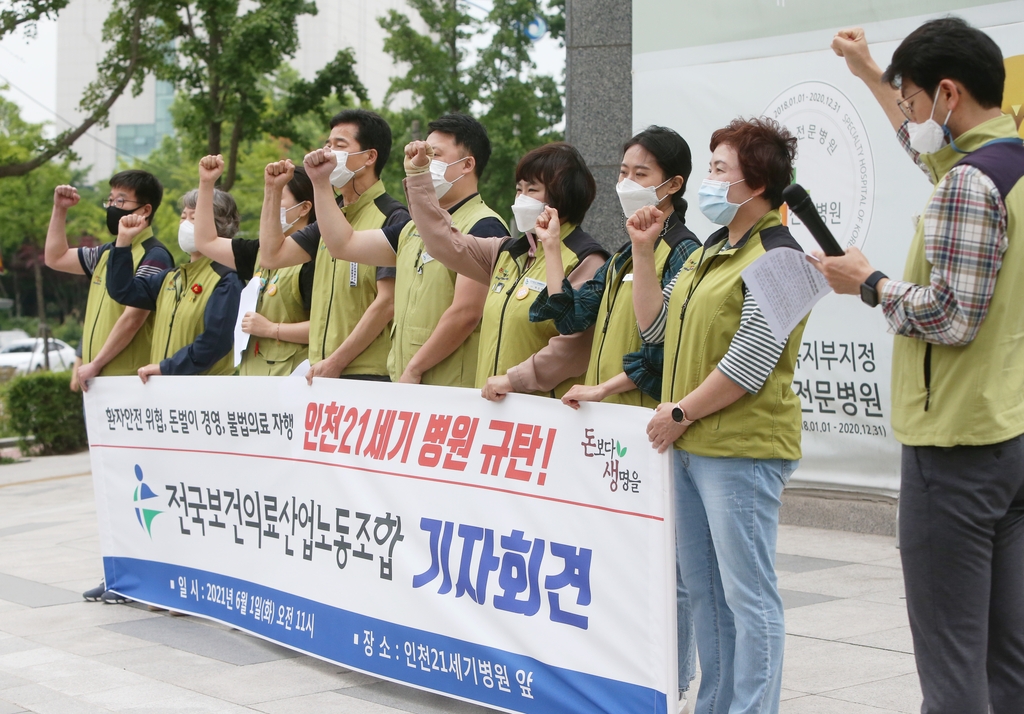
left=479, top=223, right=603, bottom=397
left=82, top=228, right=161, bottom=376
left=587, top=235, right=679, bottom=408
left=308, top=180, right=397, bottom=376
left=390, top=195, right=507, bottom=386
left=151, top=257, right=234, bottom=375
left=240, top=251, right=309, bottom=377
left=663, top=212, right=805, bottom=460
left=891, top=114, right=1024, bottom=447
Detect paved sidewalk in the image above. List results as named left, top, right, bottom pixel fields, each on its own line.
left=0, top=453, right=921, bottom=714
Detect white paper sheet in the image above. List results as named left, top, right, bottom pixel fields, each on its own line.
left=232, top=277, right=261, bottom=366
left=740, top=248, right=831, bottom=343
left=289, top=359, right=310, bottom=378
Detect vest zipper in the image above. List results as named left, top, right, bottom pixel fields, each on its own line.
left=668, top=253, right=721, bottom=393
left=923, top=343, right=932, bottom=411
left=164, top=270, right=185, bottom=358
left=322, top=257, right=337, bottom=359
left=87, top=290, right=106, bottom=362
left=492, top=266, right=524, bottom=378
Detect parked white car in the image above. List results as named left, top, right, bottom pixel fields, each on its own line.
left=0, top=338, right=76, bottom=375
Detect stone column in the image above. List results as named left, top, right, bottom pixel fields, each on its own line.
left=564, top=0, right=632, bottom=252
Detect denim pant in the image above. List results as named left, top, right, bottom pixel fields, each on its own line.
left=674, top=450, right=794, bottom=714
left=678, top=558, right=696, bottom=693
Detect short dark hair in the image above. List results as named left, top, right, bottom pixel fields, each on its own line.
left=109, top=170, right=163, bottom=225
left=329, top=109, right=393, bottom=177
left=287, top=166, right=316, bottom=224
left=709, top=118, right=797, bottom=209
left=515, top=142, right=596, bottom=226
left=428, top=113, right=492, bottom=177
left=623, top=126, right=693, bottom=219
left=883, top=17, right=1004, bottom=109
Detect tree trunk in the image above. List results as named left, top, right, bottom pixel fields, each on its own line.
left=223, top=114, right=243, bottom=191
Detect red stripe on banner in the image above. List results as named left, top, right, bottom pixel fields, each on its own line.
left=89, top=443, right=665, bottom=522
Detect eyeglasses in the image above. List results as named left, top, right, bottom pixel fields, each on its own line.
left=102, top=197, right=141, bottom=209
left=897, top=88, right=926, bottom=122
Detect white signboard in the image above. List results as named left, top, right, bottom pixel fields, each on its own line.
left=633, top=0, right=1024, bottom=493
left=85, top=377, right=675, bottom=714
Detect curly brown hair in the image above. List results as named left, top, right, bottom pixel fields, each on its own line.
left=709, top=118, right=797, bottom=209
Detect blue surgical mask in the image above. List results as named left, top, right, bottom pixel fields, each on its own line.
left=698, top=178, right=751, bottom=225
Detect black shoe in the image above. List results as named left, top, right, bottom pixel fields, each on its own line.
left=83, top=581, right=105, bottom=601
left=100, top=590, right=131, bottom=604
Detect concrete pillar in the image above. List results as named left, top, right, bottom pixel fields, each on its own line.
left=564, top=0, right=632, bottom=252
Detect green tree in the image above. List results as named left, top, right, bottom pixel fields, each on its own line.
left=378, top=0, right=564, bottom=216
left=0, top=1, right=152, bottom=178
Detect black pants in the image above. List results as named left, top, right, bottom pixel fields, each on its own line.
left=900, top=438, right=1024, bottom=714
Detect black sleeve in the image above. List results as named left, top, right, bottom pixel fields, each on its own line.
left=290, top=221, right=322, bottom=260
left=381, top=223, right=403, bottom=253
left=230, top=238, right=261, bottom=282
left=106, top=246, right=164, bottom=311
left=468, top=216, right=509, bottom=239
left=299, top=259, right=315, bottom=313
left=383, top=207, right=411, bottom=230
left=376, top=266, right=396, bottom=281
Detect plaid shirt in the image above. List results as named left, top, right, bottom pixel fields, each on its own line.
left=880, top=123, right=1008, bottom=346
left=529, top=214, right=698, bottom=400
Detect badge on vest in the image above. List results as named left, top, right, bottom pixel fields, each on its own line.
left=420, top=251, right=435, bottom=266
left=622, top=273, right=634, bottom=282
left=493, top=282, right=506, bottom=293
left=516, top=277, right=545, bottom=300
left=349, top=262, right=359, bottom=287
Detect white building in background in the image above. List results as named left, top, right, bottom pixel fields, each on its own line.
left=55, top=0, right=421, bottom=186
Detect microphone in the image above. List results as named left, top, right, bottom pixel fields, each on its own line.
left=782, top=183, right=845, bottom=256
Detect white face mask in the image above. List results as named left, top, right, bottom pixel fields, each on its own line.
left=329, top=149, right=369, bottom=188
left=178, top=220, right=196, bottom=254
left=280, top=203, right=303, bottom=233
left=511, top=194, right=546, bottom=234
left=429, top=157, right=469, bottom=199
left=616, top=177, right=672, bottom=219
left=906, top=87, right=951, bottom=155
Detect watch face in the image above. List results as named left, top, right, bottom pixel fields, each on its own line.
left=672, top=406, right=684, bottom=423
left=860, top=281, right=879, bottom=307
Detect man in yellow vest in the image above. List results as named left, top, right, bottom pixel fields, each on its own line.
left=304, top=113, right=507, bottom=386
left=816, top=20, right=1024, bottom=713
left=258, top=109, right=408, bottom=383
left=44, top=171, right=173, bottom=386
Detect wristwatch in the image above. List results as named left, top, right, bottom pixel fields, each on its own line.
left=860, top=270, right=888, bottom=308
left=671, top=403, right=694, bottom=425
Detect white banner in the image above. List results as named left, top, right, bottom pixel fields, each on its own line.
left=633, top=0, right=1024, bottom=493
left=84, top=377, right=675, bottom=714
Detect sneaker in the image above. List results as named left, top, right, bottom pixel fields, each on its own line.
left=678, top=691, right=691, bottom=714
left=100, top=590, right=131, bottom=604
left=82, top=581, right=105, bottom=602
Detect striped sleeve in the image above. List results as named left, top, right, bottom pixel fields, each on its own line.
left=639, top=272, right=678, bottom=345
left=716, top=289, right=787, bottom=394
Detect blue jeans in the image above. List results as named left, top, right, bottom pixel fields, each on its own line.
left=674, top=450, right=795, bottom=714
left=678, top=557, right=696, bottom=693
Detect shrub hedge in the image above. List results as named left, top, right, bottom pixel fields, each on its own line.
left=6, top=371, right=86, bottom=454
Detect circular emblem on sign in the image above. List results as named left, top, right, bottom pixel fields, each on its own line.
left=764, top=81, right=875, bottom=252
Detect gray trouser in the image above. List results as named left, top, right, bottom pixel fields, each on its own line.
left=900, top=437, right=1024, bottom=714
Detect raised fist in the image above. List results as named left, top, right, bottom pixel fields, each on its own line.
left=303, top=148, right=337, bottom=183
left=199, top=154, right=225, bottom=183
left=54, top=185, right=80, bottom=210
left=264, top=159, right=295, bottom=189
left=534, top=206, right=561, bottom=248
left=626, top=206, right=665, bottom=250
left=118, top=213, right=148, bottom=243
left=403, top=141, right=434, bottom=176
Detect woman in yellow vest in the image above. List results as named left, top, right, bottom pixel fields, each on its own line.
left=402, top=141, right=609, bottom=399
left=107, top=173, right=243, bottom=380
left=192, top=155, right=315, bottom=376
left=638, top=118, right=802, bottom=714
left=530, top=126, right=701, bottom=409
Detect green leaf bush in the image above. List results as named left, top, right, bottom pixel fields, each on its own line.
left=6, top=371, right=86, bottom=454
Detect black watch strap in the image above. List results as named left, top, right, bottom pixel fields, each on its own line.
left=860, top=270, right=887, bottom=307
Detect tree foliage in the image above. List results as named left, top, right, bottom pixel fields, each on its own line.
left=0, top=0, right=68, bottom=39
left=378, top=0, right=565, bottom=215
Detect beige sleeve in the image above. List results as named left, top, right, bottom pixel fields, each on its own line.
left=506, top=252, right=607, bottom=393
left=403, top=173, right=505, bottom=285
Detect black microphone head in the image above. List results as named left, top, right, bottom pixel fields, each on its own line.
left=782, top=183, right=809, bottom=208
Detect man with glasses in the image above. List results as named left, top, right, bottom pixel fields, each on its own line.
left=45, top=169, right=173, bottom=605
left=815, top=19, right=1024, bottom=713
